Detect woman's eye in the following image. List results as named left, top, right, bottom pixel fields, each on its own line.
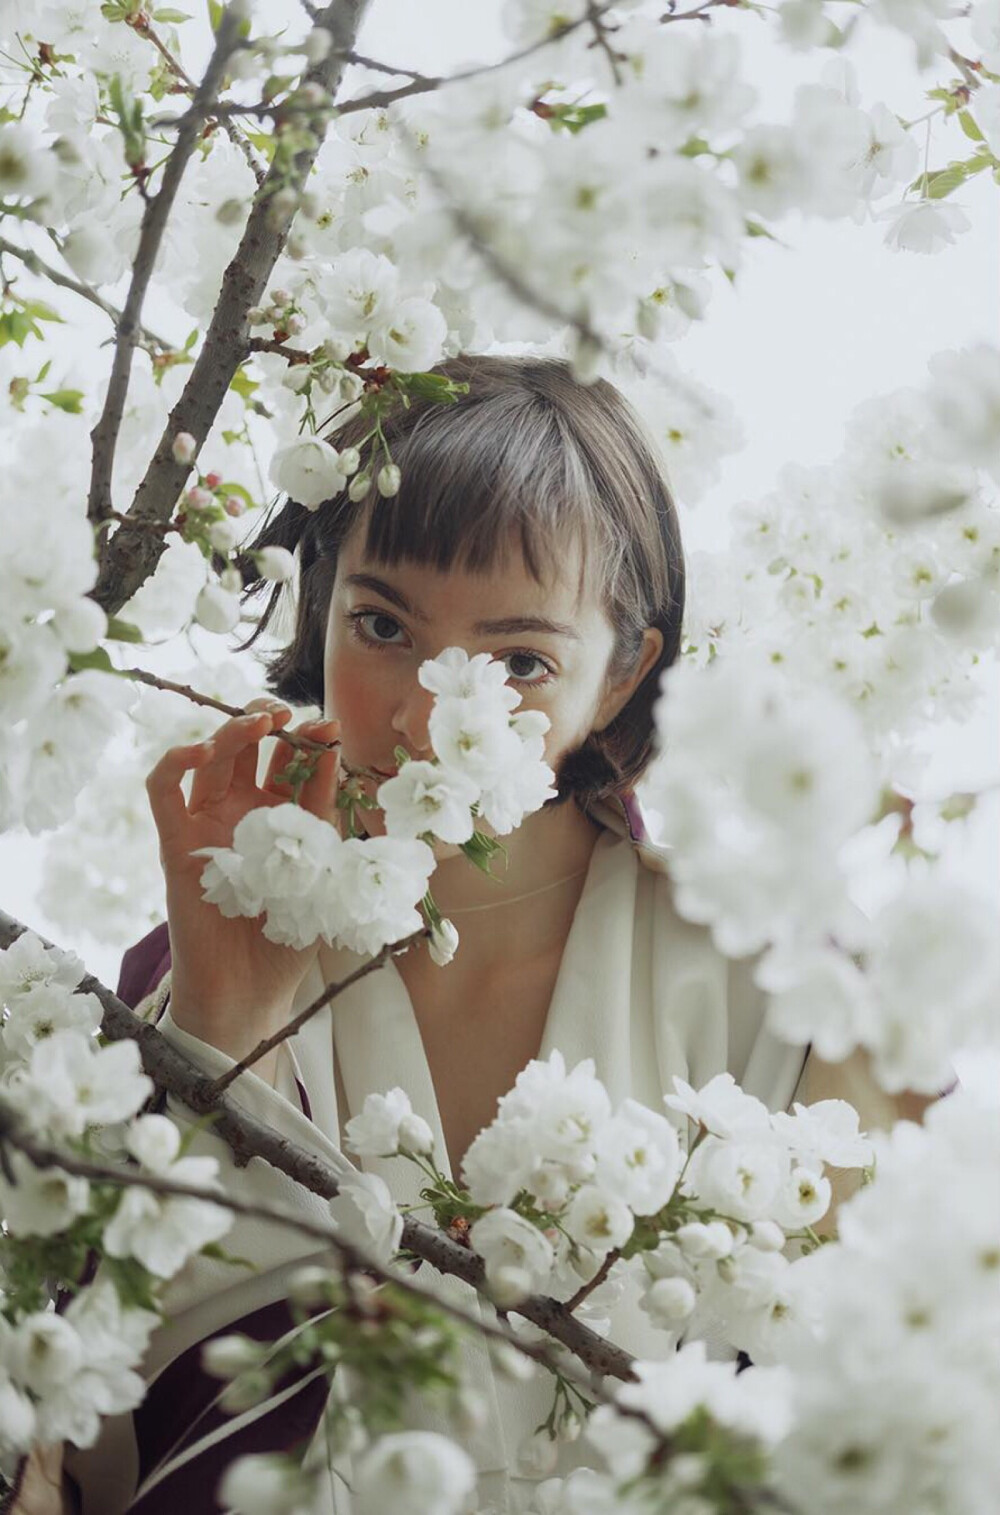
left=350, top=610, right=406, bottom=645
left=499, top=652, right=554, bottom=686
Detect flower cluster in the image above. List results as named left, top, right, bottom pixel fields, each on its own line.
left=0, top=932, right=234, bottom=1462
left=194, top=647, right=557, bottom=956
left=348, top=1054, right=872, bottom=1372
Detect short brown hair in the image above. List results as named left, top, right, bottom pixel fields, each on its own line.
left=239, top=353, right=685, bottom=810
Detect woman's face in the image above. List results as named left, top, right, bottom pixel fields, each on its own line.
left=323, top=522, right=660, bottom=850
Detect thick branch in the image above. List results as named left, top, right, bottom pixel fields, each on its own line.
left=87, top=9, right=246, bottom=529
left=0, top=910, right=636, bottom=1382
left=91, top=0, right=374, bottom=615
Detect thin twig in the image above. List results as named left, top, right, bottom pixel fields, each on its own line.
left=87, top=9, right=246, bottom=528
left=564, top=1245, right=620, bottom=1313
left=205, top=926, right=430, bottom=1097
left=131, top=12, right=267, bottom=186
left=117, top=666, right=334, bottom=755
left=0, top=234, right=174, bottom=353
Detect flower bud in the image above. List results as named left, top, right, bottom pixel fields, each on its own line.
left=195, top=583, right=241, bottom=634
left=518, top=1428, right=559, bottom=1477
left=215, top=197, right=246, bottom=226
left=304, top=29, right=333, bottom=64
left=285, top=312, right=306, bottom=335
left=749, top=1220, right=786, bottom=1252
left=398, top=1110, right=435, bottom=1155
left=220, top=1368, right=274, bottom=1414
left=184, top=486, right=214, bottom=512
left=488, top=1264, right=533, bottom=1309
left=321, top=336, right=351, bottom=363
left=202, top=1334, right=265, bottom=1380
left=247, top=306, right=267, bottom=325
left=428, top=918, right=459, bottom=968
left=338, top=445, right=361, bottom=476
left=287, top=1265, right=334, bottom=1310
left=172, top=432, right=197, bottom=465
left=255, top=546, right=295, bottom=583
left=208, top=518, right=240, bottom=553
left=281, top=365, right=312, bottom=393
left=642, top=1275, right=696, bottom=1327
left=339, top=371, right=365, bottom=403
left=269, top=288, right=291, bottom=308
left=377, top=463, right=401, bottom=498
left=348, top=473, right=372, bottom=503
left=224, top=494, right=247, bottom=517
left=204, top=471, right=222, bottom=490
left=675, top=1221, right=734, bottom=1260
left=220, top=565, right=244, bottom=594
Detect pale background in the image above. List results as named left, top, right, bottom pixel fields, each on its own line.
left=1, top=2, right=996, bottom=1090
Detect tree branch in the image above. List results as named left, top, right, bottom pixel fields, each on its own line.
left=87, top=9, right=247, bottom=529
left=130, top=11, right=267, bottom=187
left=0, top=910, right=636, bottom=1382
left=90, top=0, right=375, bottom=616
left=204, top=925, right=430, bottom=1097
left=115, top=666, right=335, bottom=755
left=0, top=234, right=174, bottom=354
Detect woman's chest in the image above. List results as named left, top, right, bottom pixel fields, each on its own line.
left=396, top=947, right=565, bottom=1178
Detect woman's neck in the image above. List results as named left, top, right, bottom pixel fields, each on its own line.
left=428, top=799, right=604, bottom=922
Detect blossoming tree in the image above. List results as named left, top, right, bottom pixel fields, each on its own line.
left=1, top=1, right=998, bottom=1512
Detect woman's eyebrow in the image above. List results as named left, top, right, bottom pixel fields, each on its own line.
left=343, top=572, right=582, bottom=640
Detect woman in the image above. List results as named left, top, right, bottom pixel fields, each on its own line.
left=49, top=356, right=935, bottom=1514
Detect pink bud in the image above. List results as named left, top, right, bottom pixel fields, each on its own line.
left=204, top=471, right=222, bottom=490
left=185, top=486, right=214, bottom=511
left=224, top=494, right=247, bottom=517
left=172, top=432, right=197, bottom=465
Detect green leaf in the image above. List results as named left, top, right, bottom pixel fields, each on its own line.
left=40, top=388, right=85, bottom=413
left=21, top=298, right=63, bottom=324
left=183, top=327, right=200, bottom=352
left=218, top=480, right=254, bottom=507
left=153, top=7, right=193, bottom=20
left=68, top=646, right=115, bottom=674
left=957, top=110, right=984, bottom=144
left=0, top=310, right=41, bottom=348
left=105, top=615, right=144, bottom=643
left=34, top=359, right=52, bottom=383
left=229, top=366, right=259, bottom=401
left=923, top=163, right=969, bottom=199
left=199, top=1241, right=257, bottom=1271
left=678, top=136, right=712, bottom=159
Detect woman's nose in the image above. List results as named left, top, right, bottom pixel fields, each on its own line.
left=390, top=682, right=435, bottom=759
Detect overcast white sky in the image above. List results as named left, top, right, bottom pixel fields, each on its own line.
left=1, top=2, right=997, bottom=1085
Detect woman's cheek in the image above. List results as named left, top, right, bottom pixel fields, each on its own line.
left=325, top=648, right=383, bottom=769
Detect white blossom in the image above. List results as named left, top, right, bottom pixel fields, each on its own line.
left=469, top=1206, right=556, bottom=1301
left=4, top=1030, right=152, bottom=1140
left=377, top=760, right=479, bottom=843
left=269, top=436, right=349, bottom=509
left=563, top=1185, right=634, bottom=1255
left=329, top=1169, right=403, bottom=1264
left=354, top=1431, right=477, bottom=1515
left=345, top=1087, right=435, bottom=1158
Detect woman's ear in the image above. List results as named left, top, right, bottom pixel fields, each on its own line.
left=593, top=626, right=664, bottom=733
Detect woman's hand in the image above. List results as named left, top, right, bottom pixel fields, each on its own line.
left=145, top=700, right=341, bottom=1073
left=6, top=1445, right=79, bottom=1515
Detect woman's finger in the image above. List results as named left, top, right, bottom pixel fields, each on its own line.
left=231, top=702, right=293, bottom=791
left=188, top=714, right=271, bottom=811
left=145, top=741, right=216, bottom=839
left=298, top=719, right=342, bottom=821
